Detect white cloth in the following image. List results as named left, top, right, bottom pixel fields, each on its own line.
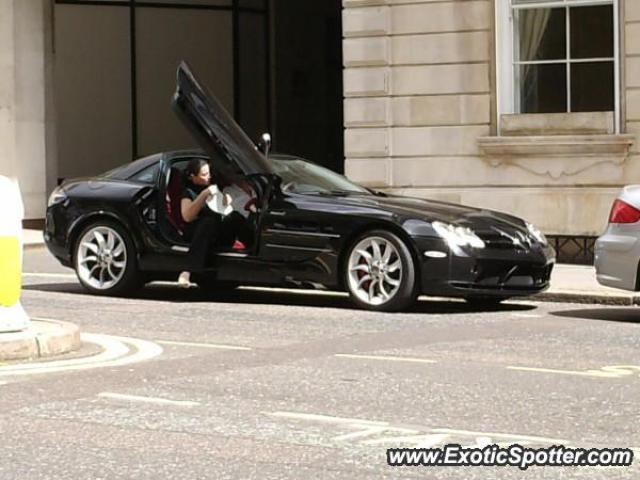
left=222, top=185, right=254, bottom=218
left=206, top=184, right=255, bottom=218
left=205, top=185, right=233, bottom=216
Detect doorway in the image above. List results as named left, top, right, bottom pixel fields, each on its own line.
left=271, top=0, right=344, bottom=173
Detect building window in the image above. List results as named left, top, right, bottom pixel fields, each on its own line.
left=498, top=0, right=619, bottom=127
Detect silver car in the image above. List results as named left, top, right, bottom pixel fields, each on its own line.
left=595, top=186, right=640, bottom=290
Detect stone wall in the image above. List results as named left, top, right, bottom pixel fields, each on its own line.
left=343, top=0, right=492, bottom=189
left=625, top=0, right=640, bottom=195
left=343, top=0, right=637, bottom=237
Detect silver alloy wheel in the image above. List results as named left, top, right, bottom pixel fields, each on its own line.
left=76, top=226, right=127, bottom=290
left=347, top=236, right=403, bottom=306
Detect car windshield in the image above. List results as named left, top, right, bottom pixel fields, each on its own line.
left=99, top=153, right=163, bottom=180
left=270, top=156, right=370, bottom=195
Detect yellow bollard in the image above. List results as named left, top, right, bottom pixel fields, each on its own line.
left=0, top=237, right=21, bottom=306
left=0, top=175, right=29, bottom=332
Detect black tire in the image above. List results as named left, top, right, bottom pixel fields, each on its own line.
left=344, top=229, right=417, bottom=312
left=73, top=219, right=142, bottom=296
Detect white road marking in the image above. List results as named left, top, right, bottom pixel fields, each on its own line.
left=31, top=316, right=72, bottom=323
left=430, top=427, right=568, bottom=444
left=508, top=366, right=613, bottom=378
left=512, top=313, right=542, bottom=318
left=267, top=411, right=387, bottom=426
left=364, top=433, right=451, bottom=448
left=267, top=411, right=572, bottom=449
left=333, top=426, right=418, bottom=442
left=0, top=381, right=7, bottom=386
left=599, top=365, right=640, bottom=376
left=0, top=333, right=162, bottom=377
left=98, top=392, right=200, bottom=407
left=157, top=340, right=251, bottom=351
left=22, top=272, right=77, bottom=279
left=508, top=365, right=640, bottom=379
left=0, top=333, right=129, bottom=373
left=335, top=354, right=436, bottom=364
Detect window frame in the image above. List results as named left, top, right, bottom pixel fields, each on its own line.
left=496, top=0, right=620, bottom=133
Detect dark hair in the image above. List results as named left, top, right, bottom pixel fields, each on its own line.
left=184, top=158, right=209, bottom=179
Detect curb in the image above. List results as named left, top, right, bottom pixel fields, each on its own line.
left=532, top=291, right=639, bottom=306
left=0, top=319, right=81, bottom=361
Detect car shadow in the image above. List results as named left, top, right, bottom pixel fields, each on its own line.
left=551, top=307, right=640, bottom=324
left=23, top=282, right=537, bottom=315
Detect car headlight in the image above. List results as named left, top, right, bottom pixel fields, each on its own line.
left=526, top=222, right=547, bottom=245
left=432, top=221, right=485, bottom=249
left=47, top=187, right=67, bottom=207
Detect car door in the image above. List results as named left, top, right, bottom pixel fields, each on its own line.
left=259, top=191, right=343, bottom=264
left=172, top=61, right=274, bottom=179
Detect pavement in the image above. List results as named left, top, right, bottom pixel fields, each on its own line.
left=23, top=228, right=44, bottom=250
left=3, top=228, right=636, bottom=362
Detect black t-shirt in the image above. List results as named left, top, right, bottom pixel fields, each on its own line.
left=181, top=182, right=204, bottom=202
left=181, top=182, right=218, bottom=220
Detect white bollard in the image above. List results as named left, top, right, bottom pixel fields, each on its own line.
left=0, top=175, right=29, bottom=332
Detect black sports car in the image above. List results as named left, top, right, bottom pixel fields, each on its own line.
left=44, top=62, right=555, bottom=311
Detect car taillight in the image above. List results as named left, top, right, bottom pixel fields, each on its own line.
left=609, top=199, right=640, bottom=224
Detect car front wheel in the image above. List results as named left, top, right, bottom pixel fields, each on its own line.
left=74, top=220, right=141, bottom=296
left=345, top=230, right=417, bottom=311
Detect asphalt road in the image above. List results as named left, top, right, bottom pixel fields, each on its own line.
left=2, top=248, right=639, bottom=479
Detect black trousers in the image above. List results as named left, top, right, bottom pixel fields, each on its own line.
left=183, top=212, right=252, bottom=271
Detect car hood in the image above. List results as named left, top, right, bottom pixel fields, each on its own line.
left=338, top=193, right=530, bottom=232
left=171, top=61, right=274, bottom=177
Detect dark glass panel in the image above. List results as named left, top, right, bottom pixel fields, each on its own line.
left=239, top=0, right=266, bottom=8
left=518, top=8, right=566, bottom=61
left=570, top=5, right=614, bottom=59
left=519, top=63, right=567, bottom=113
left=571, top=62, right=614, bottom=112
left=135, top=8, right=234, bottom=156
left=136, top=0, right=232, bottom=5
left=54, top=5, right=133, bottom=177
left=237, top=11, right=269, bottom=142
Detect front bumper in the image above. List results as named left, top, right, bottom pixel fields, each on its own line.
left=44, top=207, right=73, bottom=267
left=415, top=237, right=555, bottom=298
left=595, top=224, right=640, bottom=291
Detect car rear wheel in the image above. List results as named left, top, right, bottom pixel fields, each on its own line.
left=74, top=221, right=141, bottom=296
left=345, top=230, right=417, bottom=311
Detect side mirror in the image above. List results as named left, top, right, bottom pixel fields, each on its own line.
left=257, top=132, right=271, bottom=158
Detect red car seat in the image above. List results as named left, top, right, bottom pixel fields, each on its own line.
left=166, top=168, right=185, bottom=236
